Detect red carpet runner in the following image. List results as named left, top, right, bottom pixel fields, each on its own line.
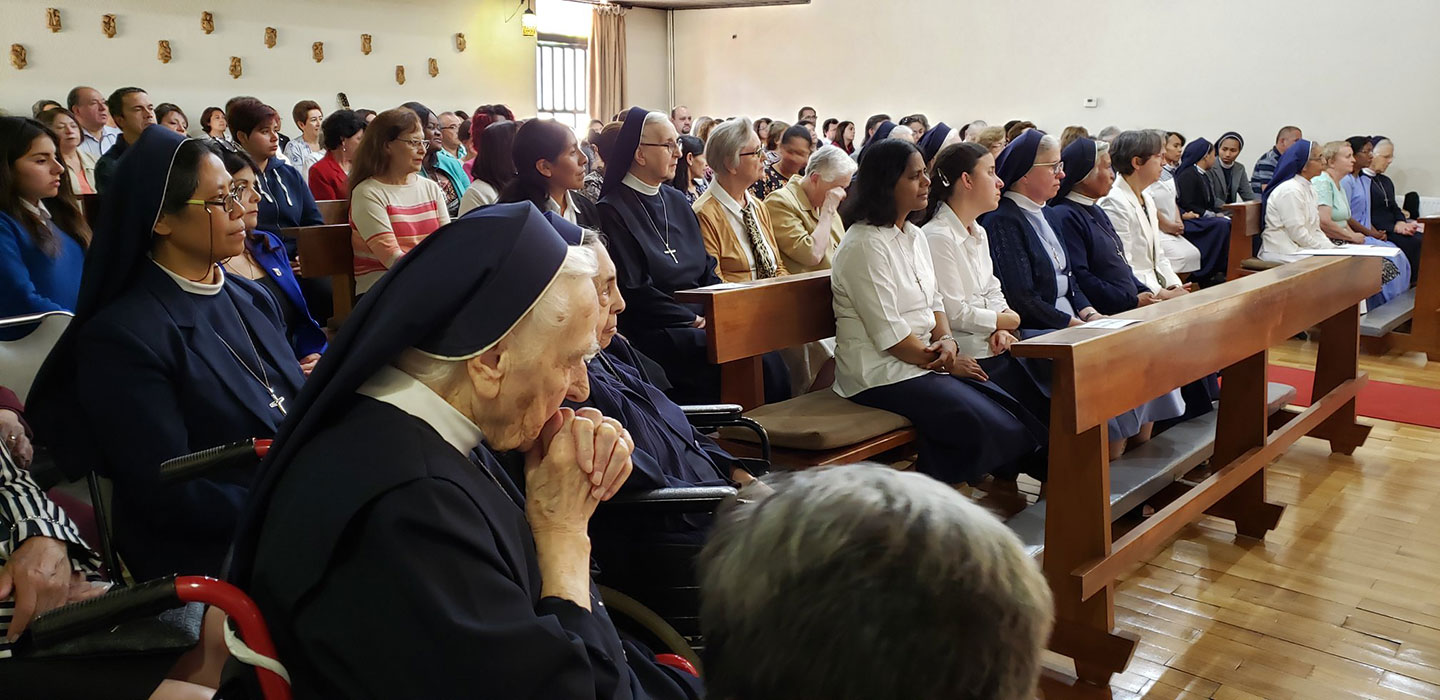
left=1267, top=364, right=1440, bottom=429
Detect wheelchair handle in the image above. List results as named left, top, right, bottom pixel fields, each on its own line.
left=158, top=439, right=271, bottom=484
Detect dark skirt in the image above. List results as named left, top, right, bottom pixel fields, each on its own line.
left=1182, top=216, right=1231, bottom=285
left=850, top=372, right=1047, bottom=484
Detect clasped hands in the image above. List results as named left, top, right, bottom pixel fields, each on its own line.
left=523, top=407, right=635, bottom=532
left=922, top=337, right=988, bottom=381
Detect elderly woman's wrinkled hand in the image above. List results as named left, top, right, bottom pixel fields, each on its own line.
left=524, top=408, right=596, bottom=532
left=570, top=408, right=634, bottom=501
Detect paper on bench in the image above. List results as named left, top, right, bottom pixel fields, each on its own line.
left=1299, top=244, right=1402, bottom=258
left=1080, top=318, right=1141, bottom=329
left=699, top=282, right=748, bottom=290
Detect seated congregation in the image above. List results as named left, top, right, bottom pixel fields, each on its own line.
left=0, top=83, right=1426, bottom=699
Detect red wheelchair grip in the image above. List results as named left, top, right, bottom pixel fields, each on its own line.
left=654, top=653, right=699, bottom=678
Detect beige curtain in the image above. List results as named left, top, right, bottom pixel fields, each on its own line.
left=588, top=4, right=627, bottom=122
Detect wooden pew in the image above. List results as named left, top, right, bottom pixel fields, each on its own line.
left=315, top=199, right=348, bottom=226
left=1357, top=217, right=1435, bottom=359
left=675, top=272, right=918, bottom=468
left=1007, top=255, right=1378, bottom=684
left=280, top=224, right=355, bottom=326
left=1224, top=200, right=1280, bottom=279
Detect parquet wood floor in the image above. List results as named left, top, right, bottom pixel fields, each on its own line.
left=1040, top=341, right=1440, bottom=699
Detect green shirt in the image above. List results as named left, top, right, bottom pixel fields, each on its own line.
left=1310, top=172, right=1350, bottom=223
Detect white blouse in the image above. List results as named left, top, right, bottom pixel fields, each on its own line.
left=1100, top=176, right=1184, bottom=292
left=1258, top=176, right=1336, bottom=262
left=831, top=221, right=942, bottom=398
left=921, top=203, right=1009, bottom=359
left=459, top=179, right=499, bottom=215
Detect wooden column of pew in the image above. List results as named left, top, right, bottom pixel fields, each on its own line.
left=675, top=272, right=919, bottom=468
left=1007, top=255, right=1378, bottom=685
left=1223, top=200, right=1277, bottom=279
left=279, top=224, right=355, bottom=327
left=1360, top=217, right=1436, bottom=359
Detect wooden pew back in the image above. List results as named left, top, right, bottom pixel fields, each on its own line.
left=677, top=271, right=833, bottom=365
left=1224, top=201, right=1262, bottom=279
left=315, top=199, right=348, bottom=226
left=280, top=224, right=355, bottom=324
left=1013, top=255, right=1380, bottom=433
left=1009, top=255, right=1379, bottom=683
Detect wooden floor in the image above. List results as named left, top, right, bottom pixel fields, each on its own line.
left=1041, top=341, right=1440, bottom=700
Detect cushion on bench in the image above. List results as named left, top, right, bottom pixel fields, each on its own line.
left=719, top=389, right=912, bottom=451
left=1241, top=257, right=1283, bottom=272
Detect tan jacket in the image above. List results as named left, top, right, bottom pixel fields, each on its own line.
left=693, top=186, right=790, bottom=282
left=763, top=175, right=845, bottom=273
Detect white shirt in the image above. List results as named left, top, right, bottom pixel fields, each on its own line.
left=151, top=258, right=224, bottom=296
left=78, top=125, right=121, bottom=159
left=544, top=191, right=579, bottom=225
left=921, top=204, right=1009, bottom=359
left=623, top=172, right=661, bottom=196
left=1100, top=176, right=1184, bottom=292
left=1259, top=176, right=1337, bottom=262
left=708, top=183, right=765, bottom=278
left=831, top=221, right=942, bottom=398
left=283, top=138, right=323, bottom=183
left=358, top=365, right=485, bottom=457
left=458, top=179, right=499, bottom=215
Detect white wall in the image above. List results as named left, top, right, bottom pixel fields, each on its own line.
left=664, top=0, right=1440, bottom=192
left=624, top=7, right=670, bottom=115
left=0, top=0, right=538, bottom=128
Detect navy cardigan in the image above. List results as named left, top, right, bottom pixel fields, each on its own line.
left=244, top=229, right=328, bottom=358
left=1047, top=199, right=1149, bottom=316
left=982, top=197, right=1093, bottom=331
left=256, top=157, right=323, bottom=256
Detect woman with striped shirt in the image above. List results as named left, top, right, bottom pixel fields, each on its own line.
left=348, top=108, right=450, bottom=295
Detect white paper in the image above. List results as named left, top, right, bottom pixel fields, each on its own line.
left=1080, top=318, right=1141, bottom=329
left=1299, top=245, right=1402, bottom=258
left=700, top=282, right=747, bottom=290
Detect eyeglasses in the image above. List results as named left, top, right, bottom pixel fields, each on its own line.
left=185, top=180, right=251, bottom=214
left=1032, top=160, right=1065, bottom=175
left=440, top=124, right=460, bottom=132
left=738, top=149, right=765, bottom=159
left=640, top=140, right=681, bottom=154
left=395, top=138, right=429, bottom=151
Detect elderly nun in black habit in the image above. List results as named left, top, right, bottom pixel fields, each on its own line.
left=228, top=203, right=703, bottom=699
left=598, top=106, right=789, bottom=405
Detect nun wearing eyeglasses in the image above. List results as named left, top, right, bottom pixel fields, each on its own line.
left=980, top=129, right=1102, bottom=331
left=229, top=204, right=702, bottom=699
left=27, top=126, right=304, bottom=581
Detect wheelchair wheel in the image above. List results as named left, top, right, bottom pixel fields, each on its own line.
left=598, top=585, right=702, bottom=671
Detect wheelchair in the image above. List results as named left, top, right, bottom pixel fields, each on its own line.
left=13, top=404, right=767, bottom=693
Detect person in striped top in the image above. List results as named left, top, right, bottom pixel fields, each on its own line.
left=347, top=108, right=450, bottom=294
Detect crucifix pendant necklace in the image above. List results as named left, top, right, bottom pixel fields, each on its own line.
left=636, top=190, right=678, bottom=263
left=218, top=297, right=287, bottom=416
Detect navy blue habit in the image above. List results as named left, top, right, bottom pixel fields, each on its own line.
left=1046, top=138, right=1151, bottom=315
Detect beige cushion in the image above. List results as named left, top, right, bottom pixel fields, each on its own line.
left=1241, top=257, right=1282, bottom=271
left=719, top=389, right=912, bottom=451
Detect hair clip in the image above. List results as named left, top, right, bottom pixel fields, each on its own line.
left=937, top=172, right=951, bottom=188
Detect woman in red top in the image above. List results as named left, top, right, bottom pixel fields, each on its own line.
left=307, top=109, right=367, bottom=201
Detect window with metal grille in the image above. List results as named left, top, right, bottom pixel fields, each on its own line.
left=536, top=39, right=589, bottom=134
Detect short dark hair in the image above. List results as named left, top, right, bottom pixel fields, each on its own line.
left=321, top=109, right=367, bottom=151
left=473, top=119, right=520, bottom=191
left=105, top=87, right=145, bottom=120
left=1346, top=135, right=1372, bottom=154
left=1111, top=130, right=1164, bottom=176
left=779, top=124, right=811, bottom=148
left=821, top=118, right=838, bottom=132
left=65, top=86, right=89, bottom=110
left=401, top=101, right=436, bottom=126
left=1165, top=131, right=1186, bottom=146
left=355, top=108, right=377, bottom=121
left=1276, top=125, right=1301, bottom=143
left=226, top=97, right=279, bottom=138
left=155, top=103, right=186, bottom=126
left=864, top=113, right=891, bottom=135
left=797, top=106, right=816, bottom=120
left=900, top=113, right=929, bottom=130
left=841, top=139, right=923, bottom=228
left=200, top=106, right=225, bottom=131
left=291, top=100, right=322, bottom=126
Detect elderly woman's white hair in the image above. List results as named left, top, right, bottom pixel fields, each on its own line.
left=394, top=245, right=599, bottom=391
left=705, top=117, right=755, bottom=174
left=699, top=463, right=1053, bottom=700
left=888, top=124, right=915, bottom=144
left=963, top=120, right=989, bottom=142
left=806, top=144, right=857, bottom=183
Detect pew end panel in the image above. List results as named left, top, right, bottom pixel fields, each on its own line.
left=1009, top=255, right=1378, bottom=685
left=280, top=224, right=356, bottom=326
left=1374, top=217, right=1439, bottom=361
